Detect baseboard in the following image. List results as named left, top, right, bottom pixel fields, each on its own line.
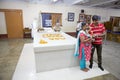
left=0, top=34, right=8, bottom=39
left=65, top=32, right=76, bottom=37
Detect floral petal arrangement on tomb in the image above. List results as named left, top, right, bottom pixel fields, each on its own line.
left=39, top=39, right=48, bottom=44
left=42, top=34, right=65, bottom=40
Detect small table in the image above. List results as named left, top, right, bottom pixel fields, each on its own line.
left=23, top=28, right=31, bottom=38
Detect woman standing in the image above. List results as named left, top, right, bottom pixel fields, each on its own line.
left=74, top=22, right=92, bottom=72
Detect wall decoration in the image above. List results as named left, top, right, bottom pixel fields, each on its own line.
left=85, top=15, right=91, bottom=24
left=68, top=12, right=74, bottom=21
left=42, top=13, right=52, bottom=27
left=41, top=13, right=62, bottom=27
left=79, top=13, right=85, bottom=22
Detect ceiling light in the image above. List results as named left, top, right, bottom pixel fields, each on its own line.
left=52, top=0, right=58, bottom=2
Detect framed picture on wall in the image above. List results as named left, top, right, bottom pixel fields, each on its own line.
left=85, top=15, right=91, bottom=24
left=41, top=13, right=52, bottom=27
left=68, top=12, right=74, bottom=21
left=79, top=14, right=85, bottom=22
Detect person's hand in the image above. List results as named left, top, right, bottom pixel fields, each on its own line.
left=92, top=38, right=95, bottom=42
left=98, top=34, right=103, bottom=37
left=93, top=34, right=103, bottom=38
left=97, top=34, right=104, bottom=38
left=87, top=37, right=92, bottom=42
left=93, top=34, right=97, bottom=38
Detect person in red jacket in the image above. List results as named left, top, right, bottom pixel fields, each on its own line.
left=89, top=15, right=106, bottom=71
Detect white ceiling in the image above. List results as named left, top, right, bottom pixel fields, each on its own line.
left=73, top=0, right=120, bottom=9
left=0, top=0, right=120, bottom=9
left=0, top=0, right=74, bottom=5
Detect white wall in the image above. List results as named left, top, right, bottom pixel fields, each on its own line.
left=0, top=12, right=7, bottom=34
left=0, top=1, right=120, bottom=33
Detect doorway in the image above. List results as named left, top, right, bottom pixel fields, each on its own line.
left=0, top=9, right=24, bottom=38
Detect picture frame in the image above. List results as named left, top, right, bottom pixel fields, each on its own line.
left=85, top=15, right=91, bottom=24
left=68, top=12, right=74, bottom=21
left=42, top=13, right=52, bottom=27
left=79, top=13, right=85, bottom=22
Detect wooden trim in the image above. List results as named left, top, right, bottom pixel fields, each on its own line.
left=0, top=9, right=22, bottom=12
left=0, top=34, right=8, bottom=39
left=41, top=12, right=62, bottom=15
left=65, top=32, right=76, bottom=37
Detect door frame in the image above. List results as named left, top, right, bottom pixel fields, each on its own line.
left=0, top=9, right=24, bottom=38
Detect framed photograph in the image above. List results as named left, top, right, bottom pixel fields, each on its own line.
left=85, top=15, right=91, bottom=24
left=79, top=14, right=85, bottom=22
left=42, top=13, right=52, bottom=27
left=68, top=12, right=74, bottom=21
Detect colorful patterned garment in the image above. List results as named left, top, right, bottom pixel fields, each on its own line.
left=90, top=23, right=106, bottom=44
left=78, top=31, right=92, bottom=61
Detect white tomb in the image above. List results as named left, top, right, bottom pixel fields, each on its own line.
left=33, top=30, right=79, bottom=73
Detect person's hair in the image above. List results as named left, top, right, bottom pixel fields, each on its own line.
left=81, top=9, right=84, bottom=13
left=92, top=15, right=99, bottom=21
left=81, top=22, right=86, bottom=29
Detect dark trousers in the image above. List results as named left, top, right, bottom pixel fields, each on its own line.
left=76, top=30, right=81, bottom=38
left=76, top=30, right=79, bottom=38
left=90, top=44, right=102, bottom=66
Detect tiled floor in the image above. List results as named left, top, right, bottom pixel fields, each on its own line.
left=0, top=39, right=32, bottom=80
left=98, top=41, right=120, bottom=79
left=0, top=39, right=120, bottom=80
